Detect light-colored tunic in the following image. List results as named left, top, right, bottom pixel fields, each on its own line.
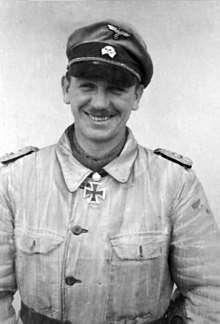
left=0, top=128, right=220, bottom=323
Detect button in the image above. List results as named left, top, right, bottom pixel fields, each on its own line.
left=65, top=276, right=82, bottom=286
left=92, top=172, right=101, bottom=181
left=71, top=225, right=88, bottom=235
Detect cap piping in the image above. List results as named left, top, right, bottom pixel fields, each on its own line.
left=67, top=57, right=142, bottom=82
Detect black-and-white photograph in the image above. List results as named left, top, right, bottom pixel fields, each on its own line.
left=0, top=1, right=220, bottom=323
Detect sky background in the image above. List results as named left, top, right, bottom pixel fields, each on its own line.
left=0, top=0, right=219, bottom=222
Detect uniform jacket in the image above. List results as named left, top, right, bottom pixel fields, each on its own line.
left=0, top=127, right=220, bottom=324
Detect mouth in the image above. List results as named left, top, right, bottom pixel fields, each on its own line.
left=84, top=112, right=116, bottom=122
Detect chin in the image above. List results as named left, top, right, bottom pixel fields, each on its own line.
left=87, top=135, right=112, bottom=143
left=85, top=128, right=111, bottom=139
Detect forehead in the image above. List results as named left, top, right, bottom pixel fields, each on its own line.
left=68, top=61, right=138, bottom=88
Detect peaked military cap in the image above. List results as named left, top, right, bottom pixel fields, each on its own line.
left=66, top=20, right=153, bottom=88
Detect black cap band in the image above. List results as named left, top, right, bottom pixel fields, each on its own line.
left=67, top=42, right=142, bottom=83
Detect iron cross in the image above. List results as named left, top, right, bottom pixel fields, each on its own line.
left=84, top=181, right=106, bottom=204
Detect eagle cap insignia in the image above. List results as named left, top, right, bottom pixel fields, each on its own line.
left=107, top=24, right=130, bottom=40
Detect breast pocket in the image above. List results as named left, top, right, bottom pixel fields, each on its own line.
left=16, top=233, right=64, bottom=255
left=15, top=231, right=64, bottom=311
left=110, top=232, right=164, bottom=262
left=107, top=232, right=168, bottom=320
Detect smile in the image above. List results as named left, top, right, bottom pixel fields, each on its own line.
left=85, top=112, right=115, bottom=122
left=90, top=115, right=110, bottom=121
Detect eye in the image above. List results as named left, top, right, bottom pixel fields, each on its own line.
left=109, top=86, right=125, bottom=94
left=79, top=82, right=95, bottom=91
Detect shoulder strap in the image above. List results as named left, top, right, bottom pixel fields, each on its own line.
left=154, top=148, right=193, bottom=169
left=0, top=146, right=39, bottom=165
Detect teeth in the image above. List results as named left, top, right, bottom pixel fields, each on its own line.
left=89, top=114, right=110, bottom=121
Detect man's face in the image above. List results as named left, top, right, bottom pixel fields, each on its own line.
left=62, top=74, right=143, bottom=148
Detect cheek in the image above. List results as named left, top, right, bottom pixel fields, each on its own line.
left=118, top=97, right=135, bottom=115
left=70, top=93, right=91, bottom=111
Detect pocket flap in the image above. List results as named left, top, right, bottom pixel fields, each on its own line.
left=16, top=233, right=64, bottom=254
left=110, top=232, right=167, bottom=260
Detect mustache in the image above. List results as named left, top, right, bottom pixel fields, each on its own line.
left=87, top=108, right=117, bottom=117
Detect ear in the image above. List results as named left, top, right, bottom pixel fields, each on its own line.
left=61, top=75, right=71, bottom=104
left=132, top=84, right=144, bottom=111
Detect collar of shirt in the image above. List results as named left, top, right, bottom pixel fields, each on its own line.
left=55, top=126, right=138, bottom=192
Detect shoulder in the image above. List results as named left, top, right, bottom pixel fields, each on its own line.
left=0, top=144, right=57, bottom=169
left=0, top=147, right=40, bottom=189
left=137, top=144, right=193, bottom=170
left=153, top=148, right=193, bottom=169
left=136, top=146, right=196, bottom=199
left=0, top=146, right=39, bottom=166
left=0, top=145, right=58, bottom=189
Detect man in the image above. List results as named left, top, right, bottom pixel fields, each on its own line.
left=0, top=20, right=220, bottom=324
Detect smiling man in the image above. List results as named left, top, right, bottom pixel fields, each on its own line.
left=61, top=67, right=143, bottom=159
left=0, top=20, right=220, bottom=324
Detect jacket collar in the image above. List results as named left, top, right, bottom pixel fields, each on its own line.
left=55, top=126, right=138, bottom=192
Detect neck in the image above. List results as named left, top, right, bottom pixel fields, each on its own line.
left=78, top=142, right=112, bottom=159
left=74, top=129, right=127, bottom=159
left=66, top=124, right=127, bottom=172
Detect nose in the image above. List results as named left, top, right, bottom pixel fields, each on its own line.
left=91, top=87, right=109, bottom=109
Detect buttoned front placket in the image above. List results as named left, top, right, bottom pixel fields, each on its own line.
left=63, top=176, right=111, bottom=322
left=55, top=129, right=138, bottom=323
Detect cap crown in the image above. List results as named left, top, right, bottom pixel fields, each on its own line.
left=66, top=20, right=153, bottom=87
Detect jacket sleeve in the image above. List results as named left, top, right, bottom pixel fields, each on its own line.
left=170, top=168, right=220, bottom=323
left=0, top=166, right=17, bottom=323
